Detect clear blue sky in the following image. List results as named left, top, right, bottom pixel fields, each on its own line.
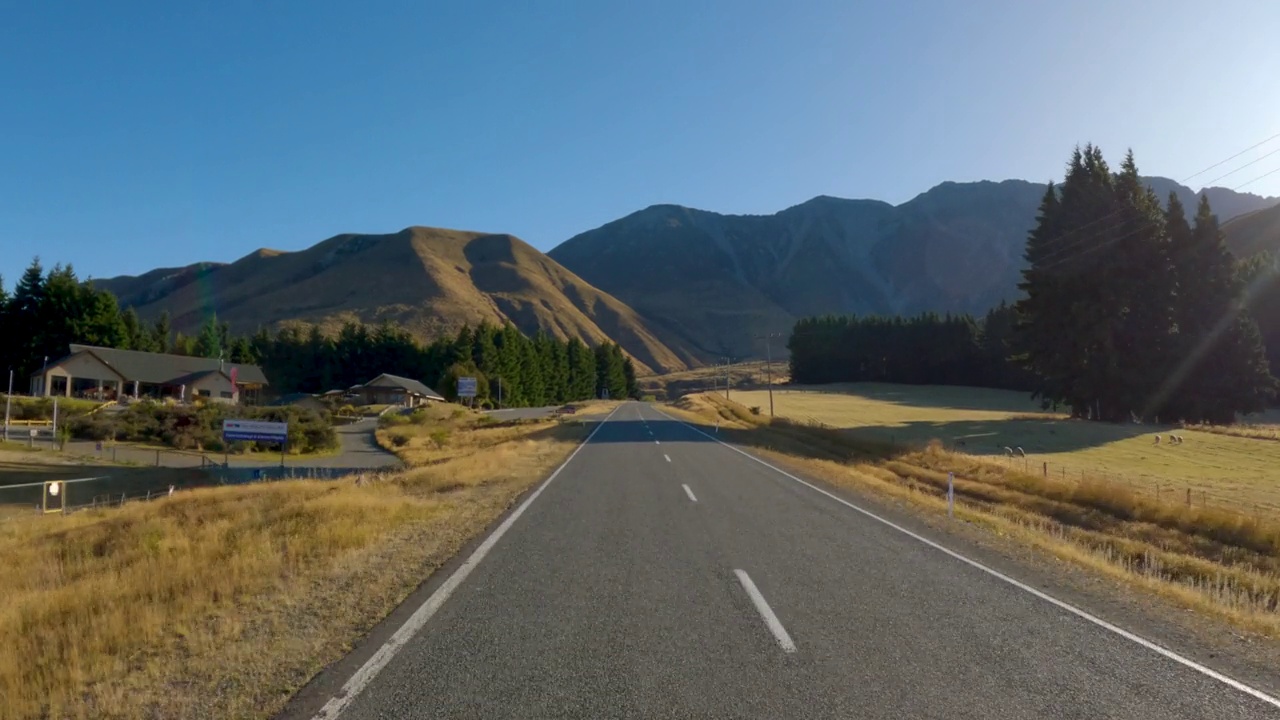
left=3, top=0, right=1278, bottom=284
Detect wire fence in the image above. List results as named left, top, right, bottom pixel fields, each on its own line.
left=790, top=417, right=1278, bottom=522
left=0, top=465, right=376, bottom=523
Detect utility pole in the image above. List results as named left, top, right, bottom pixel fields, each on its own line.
left=755, top=333, right=782, bottom=417
left=497, top=377, right=503, bottom=409
left=4, top=369, right=12, bottom=442
left=719, top=356, right=734, bottom=400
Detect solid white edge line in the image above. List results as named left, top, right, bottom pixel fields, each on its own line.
left=656, top=409, right=1280, bottom=710
left=310, top=404, right=624, bottom=720
left=682, top=483, right=697, bottom=502
left=664, top=454, right=672, bottom=463
left=734, top=569, right=797, bottom=653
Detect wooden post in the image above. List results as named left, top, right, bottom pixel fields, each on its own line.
left=1186, top=488, right=1191, bottom=507
left=1043, top=462, right=1047, bottom=477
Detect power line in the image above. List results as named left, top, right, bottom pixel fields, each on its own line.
left=1032, top=133, right=1280, bottom=267
left=1232, top=164, right=1280, bottom=192
left=1201, top=145, right=1280, bottom=187
left=1182, top=133, right=1280, bottom=183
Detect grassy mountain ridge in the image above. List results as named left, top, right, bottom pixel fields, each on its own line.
left=95, top=227, right=699, bottom=374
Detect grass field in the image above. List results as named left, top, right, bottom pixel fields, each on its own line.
left=732, top=384, right=1280, bottom=514
left=667, top=391, right=1280, bottom=640
left=639, top=360, right=789, bottom=401
left=0, top=409, right=588, bottom=719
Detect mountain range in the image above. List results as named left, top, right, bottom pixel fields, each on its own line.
left=97, top=177, right=1280, bottom=372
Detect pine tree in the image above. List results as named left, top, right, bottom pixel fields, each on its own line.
left=193, top=314, right=223, bottom=359
left=1164, top=196, right=1276, bottom=421
left=622, top=355, right=639, bottom=399
left=151, top=311, right=172, bottom=353
left=565, top=338, right=595, bottom=400
left=1109, top=150, right=1175, bottom=418
left=171, top=332, right=196, bottom=356
left=121, top=307, right=146, bottom=351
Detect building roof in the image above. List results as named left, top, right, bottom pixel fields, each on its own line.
left=43, top=344, right=270, bottom=386
left=362, top=373, right=445, bottom=401
left=167, top=369, right=222, bottom=386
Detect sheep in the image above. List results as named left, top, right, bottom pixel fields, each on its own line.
left=1003, top=446, right=1014, bottom=457
left=1171, top=434, right=1183, bottom=445
left=1153, top=435, right=1161, bottom=445
left=1015, top=447, right=1026, bottom=458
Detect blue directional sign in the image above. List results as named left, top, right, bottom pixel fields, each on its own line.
left=222, top=419, right=288, bottom=443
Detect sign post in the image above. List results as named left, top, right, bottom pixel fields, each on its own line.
left=947, top=472, right=955, bottom=518
left=222, top=419, right=289, bottom=470
left=457, top=377, right=477, bottom=407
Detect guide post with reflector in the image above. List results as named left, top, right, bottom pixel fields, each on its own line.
left=42, top=480, right=66, bottom=515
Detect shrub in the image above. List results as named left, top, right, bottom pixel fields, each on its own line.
left=749, top=406, right=762, bottom=415
left=429, top=428, right=450, bottom=449
left=390, top=435, right=410, bottom=448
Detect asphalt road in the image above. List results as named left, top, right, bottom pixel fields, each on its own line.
left=285, top=402, right=1280, bottom=719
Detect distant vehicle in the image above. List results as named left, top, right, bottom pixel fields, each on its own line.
left=556, top=404, right=578, bottom=415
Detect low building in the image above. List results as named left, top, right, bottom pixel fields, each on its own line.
left=30, top=344, right=269, bottom=405
left=355, top=373, right=446, bottom=407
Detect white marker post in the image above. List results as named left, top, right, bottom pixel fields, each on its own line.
left=947, top=472, right=955, bottom=518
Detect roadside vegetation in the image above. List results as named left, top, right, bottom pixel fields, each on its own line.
left=667, top=391, right=1280, bottom=639
left=730, top=384, right=1280, bottom=514
left=0, top=406, right=588, bottom=719
left=638, top=360, right=787, bottom=402
left=0, top=395, right=102, bottom=421
left=66, top=401, right=338, bottom=455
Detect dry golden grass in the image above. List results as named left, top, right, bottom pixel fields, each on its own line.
left=0, top=413, right=586, bottom=720
left=639, top=360, right=789, bottom=401
left=731, top=384, right=1280, bottom=514
left=1184, top=421, right=1280, bottom=442
left=669, top=392, right=1280, bottom=638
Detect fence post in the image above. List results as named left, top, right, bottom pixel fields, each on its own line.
left=1043, top=462, right=1047, bottom=477
left=155, top=449, right=160, bottom=466
left=1186, top=488, right=1191, bottom=507
left=947, top=472, right=955, bottom=519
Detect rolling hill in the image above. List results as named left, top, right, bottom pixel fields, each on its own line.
left=549, top=178, right=1278, bottom=359
left=95, top=227, right=701, bottom=374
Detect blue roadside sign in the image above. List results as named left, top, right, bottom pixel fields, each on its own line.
left=222, top=419, right=288, bottom=443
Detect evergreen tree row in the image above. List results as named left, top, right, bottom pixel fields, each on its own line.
left=250, top=321, right=639, bottom=405
left=0, top=260, right=639, bottom=406
left=787, top=304, right=1036, bottom=392
left=1016, top=146, right=1274, bottom=423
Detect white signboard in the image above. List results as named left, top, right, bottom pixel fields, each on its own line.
left=457, top=376, right=478, bottom=398
left=222, top=419, right=288, bottom=443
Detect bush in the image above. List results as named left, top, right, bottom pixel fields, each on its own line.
left=429, top=428, right=450, bottom=449
left=62, top=402, right=339, bottom=454
left=390, top=434, right=410, bottom=448
left=749, top=406, right=762, bottom=415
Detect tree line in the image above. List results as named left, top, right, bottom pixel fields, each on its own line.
left=0, top=260, right=640, bottom=406
left=249, top=321, right=640, bottom=405
left=790, top=146, right=1277, bottom=424
left=788, top=304, right=1037, bottom=393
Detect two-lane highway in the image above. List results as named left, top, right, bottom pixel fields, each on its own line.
left=290, top=402, right=1280, bottom=719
